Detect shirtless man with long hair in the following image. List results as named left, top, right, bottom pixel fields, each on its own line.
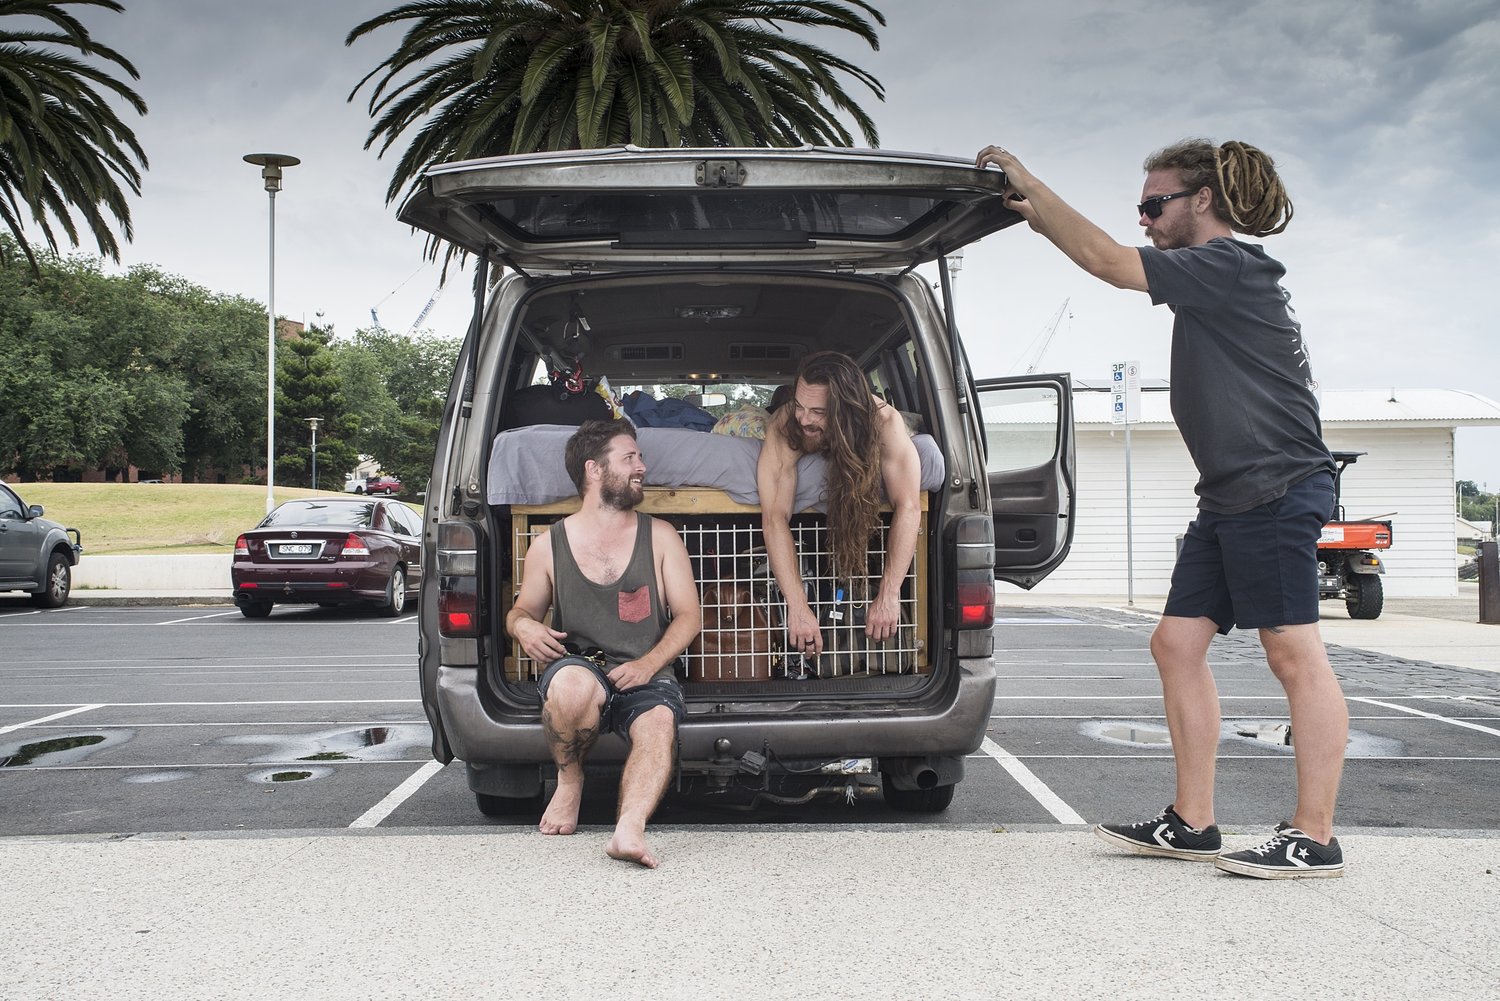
left=756, top=351, right=921, bottom=658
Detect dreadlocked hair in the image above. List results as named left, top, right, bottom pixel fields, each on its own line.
left=1143, top=138, right=1294, bottom=237
left=787, top=351, right=883, bottom=596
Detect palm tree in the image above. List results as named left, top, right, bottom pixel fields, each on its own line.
left=347, top=0, right=886, bottom=207
left=0, top=0, right=148, bottom=272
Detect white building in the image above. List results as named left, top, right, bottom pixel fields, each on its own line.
left=1026, top=385, right=1500, bottom=598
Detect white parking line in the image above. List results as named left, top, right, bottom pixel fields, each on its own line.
left=968, top=753, right=1500, bottom=762
left=388, top=614, right=418, bottom=624
left=1, top=699, right=420, bottom=708
left=349, top=760, right=445, bottom=828
left=992, top=696, right=1289, bottom=702
left=979, top=737, right=1085, bottom=824
left=158, top=611, right=245, bottom=624
left=13, top=760, right=431, bottom=771
left=0, top=704, right=103, bottom=736
left=1349, top=697, right=1500, bottom=739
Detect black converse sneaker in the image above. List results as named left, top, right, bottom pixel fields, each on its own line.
left=1094, top=805, right=1222, bottom=861
left=1215, top=824, right=1345, bottom=879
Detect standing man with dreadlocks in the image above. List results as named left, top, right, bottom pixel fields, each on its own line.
left=974, top=139, right=1345, bottom=879
left=757, top=351, right=922, bottom=660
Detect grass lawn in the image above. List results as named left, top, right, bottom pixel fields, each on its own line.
left=9, top=483, right=418, bottom=555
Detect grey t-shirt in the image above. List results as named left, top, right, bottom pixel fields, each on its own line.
left=1139, top=237, right=1334, bottom=514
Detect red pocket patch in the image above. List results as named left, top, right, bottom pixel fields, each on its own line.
left=618, top=585, right=651, bottom=623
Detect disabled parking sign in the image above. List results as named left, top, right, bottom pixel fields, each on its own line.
left=1111, top=361, right=1141, bottom=425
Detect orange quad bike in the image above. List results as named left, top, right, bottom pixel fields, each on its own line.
left=1317, top=451, right=1393, bottom=619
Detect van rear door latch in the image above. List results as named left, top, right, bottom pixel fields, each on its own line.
left=696, top=160, right=745, bottom=187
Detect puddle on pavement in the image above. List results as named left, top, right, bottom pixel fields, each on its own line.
left=122, top=771, right=192, bottom=785
left=1231, top=722, right=1293, bottom=747
left=248, top=766, right=332, bottom=784
left=0, top=730, right=132, bottom=767
left=1081, top=719, right=1403, bottom=757
left=1087, top=722, right=1174, bottom=746
left=220, top=724, right=430, bottom=764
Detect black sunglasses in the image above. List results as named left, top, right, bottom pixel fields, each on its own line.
left=1137, top=189, right=1199, bottom=219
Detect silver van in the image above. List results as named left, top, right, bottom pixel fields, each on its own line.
left=401, top=146, right=1075, bottom=815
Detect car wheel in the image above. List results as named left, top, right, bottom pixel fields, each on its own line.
left=240, top=601, right=273, bottom=619
left=30, top=552, right=71, bottom=608
left=880, top=776, right=956, bottom=813
left=378, top=568, right=407, bottom=617
left=475, top=790, right=545, bottom=817
left=354, top=486, right=365, bottom=494
left=1345, top=574, right=1383, bottom=620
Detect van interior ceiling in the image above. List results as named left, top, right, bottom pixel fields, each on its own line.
left=505, top=274, right=916, bottom=390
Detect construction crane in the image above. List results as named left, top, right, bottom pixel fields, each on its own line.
left=1014, top=297, right=1071, bottom=374
left=406, top=283, right=445, bottom=335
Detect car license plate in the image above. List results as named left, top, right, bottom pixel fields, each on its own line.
left=280, top=544, right=314, bottom=555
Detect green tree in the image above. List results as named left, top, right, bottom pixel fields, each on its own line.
left=174, top=288, right=269, bottom=482
left=332, top=327, right=460, bottom=491
left=0, top=0, right=148, bottom=272
left=346, top=0, right=885, bottom=212
left=0, top=245, right=187, bottom=478
left=275, top=325, right=360, bottom=490
left=0, top=240, right=267, bottom=481
left=1457, top=480, right=1497, bottom=526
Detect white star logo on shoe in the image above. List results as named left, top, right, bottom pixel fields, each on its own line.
left=1297, top=847, right=1310, bottom=859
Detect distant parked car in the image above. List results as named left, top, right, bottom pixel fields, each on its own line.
left=344, top=473, right=402, bottom=495
left=0, top=483, right=83, bottom=607
left=230, top=496, right=422, bottom=619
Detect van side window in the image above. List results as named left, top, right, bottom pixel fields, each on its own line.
left=980, top=385, right=1062, bottom=473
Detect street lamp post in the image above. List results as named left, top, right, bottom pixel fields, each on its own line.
left=243, top=152, right=301, bottom=515
left=305, top=417, right=323, bottom=492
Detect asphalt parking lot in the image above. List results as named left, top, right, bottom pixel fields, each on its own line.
left=6, top=598, right=1499, bottom=1000
left=4, top=600, right=1498, bottom=835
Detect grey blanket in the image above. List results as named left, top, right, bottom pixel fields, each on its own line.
left=486, top=425, right=946, bottom=511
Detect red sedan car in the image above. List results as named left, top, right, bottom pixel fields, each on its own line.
left=231, top=497, right=422, bottom=619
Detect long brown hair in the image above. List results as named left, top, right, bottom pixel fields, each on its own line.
left=1144, top=138, right=1294, bottom=237
left=785, top=351, right=882, bottom=591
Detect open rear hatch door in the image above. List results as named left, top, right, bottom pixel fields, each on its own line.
left=399, top=145, right=1023, bottom=271
left=977, top=375, right=1076, bottom=588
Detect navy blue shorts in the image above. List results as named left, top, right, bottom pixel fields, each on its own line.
left=537, top=656, right=684, bottom=739
left=1163, top=471, right=1335, bottom=635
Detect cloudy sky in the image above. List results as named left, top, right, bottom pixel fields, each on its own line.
left=66, top=0, right=1500, bottom=483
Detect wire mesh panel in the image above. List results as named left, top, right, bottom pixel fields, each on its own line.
left=507, top=494, right=926, bottom=684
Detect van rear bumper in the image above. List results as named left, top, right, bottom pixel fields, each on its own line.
left=436, top=657, right=997, bottom=766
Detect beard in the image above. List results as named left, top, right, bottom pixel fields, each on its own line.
left=1146, top=212, right=1196, bottom=251
left=787, top=422, right=827, bottom=454
left=599, top=468, right=644, bottom=510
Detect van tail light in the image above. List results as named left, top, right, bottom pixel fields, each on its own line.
left=342, top=533, right=370, bottom=557
left=953, top=516, right=995, bottom=631
left=234, top=535, right=250, bottom=557
left=957, top=576, right=995, bottom=630
left=438, top=520, right=481, bottom=638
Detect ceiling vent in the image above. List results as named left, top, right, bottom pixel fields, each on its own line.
left=729, top=343, right=800, bottom=361
left=613, top=343, right=684, bottom=361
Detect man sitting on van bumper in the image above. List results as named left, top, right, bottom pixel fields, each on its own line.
left=506, top=419, right=702, bottom=868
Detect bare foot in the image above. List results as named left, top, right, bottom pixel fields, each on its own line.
left=538, top=781, right=583, bottom=835
left=606, top=828, right=659, bottom=869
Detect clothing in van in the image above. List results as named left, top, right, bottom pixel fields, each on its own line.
left=1139, top=237, right=1335, bottom=514
left=539, top=512, right=684, bottom=735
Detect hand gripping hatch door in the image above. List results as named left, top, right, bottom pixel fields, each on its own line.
left=397, top=145, right=1025, bottom=271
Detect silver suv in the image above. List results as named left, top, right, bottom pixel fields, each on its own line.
left=401, top=147, right=1075, bottom=815
left=0, top=483, right=82, bottom=607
